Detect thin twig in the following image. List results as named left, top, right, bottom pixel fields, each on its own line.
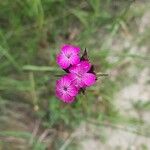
left=29, top=72, right=38, bottom=111
left=97, top=73, right=109, bottom=76
left=59, top=132, right=77, bottom=150
left=38, top=129, right=54, bottom=143
left=23, top=65, right=60, bottom=72
left=29, top=120, right=41, bottom=145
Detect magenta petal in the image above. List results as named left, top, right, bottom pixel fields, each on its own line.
left=56, top=90, right=75, bottom=103
left=55, top=75, right=77, bottom=103
left=83, top=73, right=96, bottom=86
left=70, top=54, right=80, bottom=65
left=56, top=54, right=70, bottom=69
left=61, top=44, right=80, bottom=54
left=68, top=73, right=85, bottom=88
left=62, top=94, right=75, bottom=103
left=79, top=61, right=91, bottom=72
left=69, top=60, right=91, bottom=74
left=67, top=86, right=78, bottom=97
left=57, top=44, right=81, bottom=69
left=60, top=75, right=71, bottom=86
left=69, top=65, right=80, bottom=74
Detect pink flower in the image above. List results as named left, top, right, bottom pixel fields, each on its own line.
left=69, top=61, right=96, bottom=88
left=55, top=75, right=78, bottom=103
left=56, top=44, right=80, bottom=69
left=55, top=45, right=97, bottom=102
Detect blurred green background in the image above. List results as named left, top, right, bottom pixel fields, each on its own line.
left=0, top=0, right=149, bottom=150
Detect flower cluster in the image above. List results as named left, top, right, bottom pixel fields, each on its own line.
left=55, top=44, right=96, bottom=103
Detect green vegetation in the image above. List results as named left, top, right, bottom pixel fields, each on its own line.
left=0, top=0, right=149, bottom=149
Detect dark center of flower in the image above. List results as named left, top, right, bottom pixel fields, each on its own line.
left=66, top=53, right=72, bottom=59
left=63, top=86, right=68, bottom=91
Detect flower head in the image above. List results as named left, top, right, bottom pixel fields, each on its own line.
left=69, top=60, right=96, bottom=88
left=56, top=44, right=80, bottom=69
left=55, top=45, right=97, bottom=103
left=55, top=75, right=78, bottom=103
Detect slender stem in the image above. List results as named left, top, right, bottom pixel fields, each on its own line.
left=29, top=72, right=39, bottom=111
left=23, top=65, right=60, bottom=72
left=97, top=73, right=109, bottom=77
